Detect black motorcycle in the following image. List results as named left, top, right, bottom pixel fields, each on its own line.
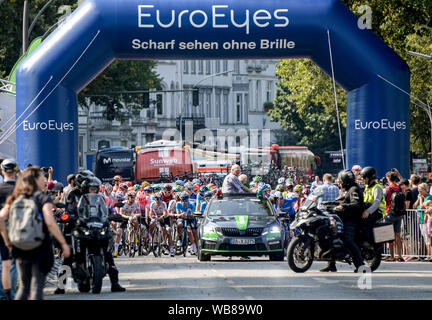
left=286, top=193, right=390, bottom=273
left=57, top=195, right=122, bottom=293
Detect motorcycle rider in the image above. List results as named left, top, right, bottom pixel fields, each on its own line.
left=360, top=167, right=386, bottom=249
left=54, top=171, right=125, bottom=294
left=320, top=170, right=365, bottom=273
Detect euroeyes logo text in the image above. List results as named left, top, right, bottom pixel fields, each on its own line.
left=354, top=119, right=406, bottom=132
left=23, top=120, right=74, bottom=133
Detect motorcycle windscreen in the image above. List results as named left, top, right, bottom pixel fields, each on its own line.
left=77, top=194, right=109, bottom=220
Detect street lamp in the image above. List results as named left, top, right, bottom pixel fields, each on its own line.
left=407, top=51, right=432, bottom=60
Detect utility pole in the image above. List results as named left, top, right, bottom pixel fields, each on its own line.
left=22, top=0, right=29, bottom=54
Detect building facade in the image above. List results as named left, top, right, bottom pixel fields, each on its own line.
left=78, top=60, right=283, bottom=170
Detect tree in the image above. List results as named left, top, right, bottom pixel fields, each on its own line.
left=0, top=0, right=161, bottom=121
left=271, top=0, right=432, bottom=159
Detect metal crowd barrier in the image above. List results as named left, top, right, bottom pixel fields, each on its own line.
left=383, top=209, right=432, bottom=259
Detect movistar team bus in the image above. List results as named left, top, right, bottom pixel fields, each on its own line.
left=93, top=147, right=135, bottom=183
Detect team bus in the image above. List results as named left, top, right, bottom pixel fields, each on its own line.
left=93, top=147, right=135, bottom=183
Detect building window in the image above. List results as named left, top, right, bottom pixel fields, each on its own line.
left=198, top=60, right=203, bottom=74
left=256, top=80, right=261, bottom=110
left=215, top=60, right=220, bottom=73
left=223, top=91, right=229, bottom=124
left=206, top=60, right=211, bottom=74
left=266, top=81, right=272, bottom=102
left=215, top=90, right=221, bottom=120
left=191, top=60, right=196, bottom=74
left=98, top=140, right=110, bottom=150
left=236, top=94, right=242, bottom=123
left=121, top=140, right=127, bottom=147
left=183, top=60, right=189, bottom=74
left=244, top=93, right=248, bottom=124
left=234, top=60, right=240, bottom=74
left=156, top=94, right=163, bottom=115
left=206, top=91, right=212, bottom=117
left=223, top=60, right=228, bottom=74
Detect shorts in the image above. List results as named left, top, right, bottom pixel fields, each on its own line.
left=420, top=224, right=431, bottom=246
left=177, top=218, right=197, bottom=229
left=0, top=235, right=11, bottom=260
left=386, top=213, right=403, bottom=233
left=160, top=217, right=172, bottom=229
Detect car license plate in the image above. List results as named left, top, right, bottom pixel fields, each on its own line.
left=231, top=238, right=255, bottom=245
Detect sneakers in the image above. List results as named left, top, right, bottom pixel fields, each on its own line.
left=177, top=240, right=182, bottom=247
left=111, top=283, right=126, bottom=293
left=170, top=247, right=175, bottom=257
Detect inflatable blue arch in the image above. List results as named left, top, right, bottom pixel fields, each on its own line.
left=16, top=0, right=410, bottom=182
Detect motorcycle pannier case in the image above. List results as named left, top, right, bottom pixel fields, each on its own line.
left=373, top=222, right=395, bottom=243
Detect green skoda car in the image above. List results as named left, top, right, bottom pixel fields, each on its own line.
left=196, top=193, right=286, bottom=261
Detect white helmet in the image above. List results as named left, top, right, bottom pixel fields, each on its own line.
left=277, top=177, right=285, bottom=184
left=351, top=165, right=362, bottom=172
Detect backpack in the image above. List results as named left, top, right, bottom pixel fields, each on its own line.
left=388, top=186, right=406, bottom=217
left=8, top=192, right=45, bottom=250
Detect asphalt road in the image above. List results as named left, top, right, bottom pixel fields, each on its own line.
left=44, top=254, right=432, bottom=300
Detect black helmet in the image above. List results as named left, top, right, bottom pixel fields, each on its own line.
left=180, top=192, right=189, bottom=202
left=360, top=166, right=377, bottom=181
left=199, top=186, right=207, bottom=196
left=338, top=170, right=356, bottom=189
left=75, top=170, right=95, bottom=192
left=81, top=176, right=101, bottom=193
left=1, top=159, right=19, bottom=173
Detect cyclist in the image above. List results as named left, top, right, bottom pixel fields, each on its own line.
left=175, top=180, right=184, bottom=191
left=149, top=192, right=174, bottom=257
left=175, top=192, right=197, bottom=255
left=293, top=185, right=305, bottom=212
left=184, top=182, right=197, bottom=203
left=116, top=191, right=140, bottom=256
left=196, top=186, right=209, bottom=213
left=112, top=175, right=122, bottom=193
left=162, top=184, right=174, bottom=205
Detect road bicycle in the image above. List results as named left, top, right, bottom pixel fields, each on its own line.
left=150, top=215, right=163, bottom=257
left=126, top=217, right=140, bottom=258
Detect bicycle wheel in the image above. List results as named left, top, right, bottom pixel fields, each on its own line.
left=157, top=226, right=162, bottom=257
left=182, top=228, right=188, bottom=257
left=151, top=226, right=160, bottom=257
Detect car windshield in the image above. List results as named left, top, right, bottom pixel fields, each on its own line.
left=207, top=198, right=274, bottom=217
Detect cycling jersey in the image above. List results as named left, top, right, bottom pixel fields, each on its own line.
left=150, top=201, right=167, bottom=219
left=121, top=202, right=140, bottom=217
left=167, top=199, right=177, bottom=213
left=176, top=201, right=196, bottom=218
left=162, top=191, right=173, bottom=204
left=196, top=194, right=207, bottom=213
left=189, top=193, right=197, bottom=203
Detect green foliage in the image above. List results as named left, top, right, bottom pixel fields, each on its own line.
left=272, top=0, right=432, bottom=158
left=0, top=0, right=161, bottom=121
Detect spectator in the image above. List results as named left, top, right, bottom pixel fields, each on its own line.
left=0, top=166, right=70, bottom=300
left=222, top=165, right=251, bottom=194
left=383, top=171, right=404, bottom=262
left=314, top=174, right=340, bottom=209
left=424, top=208, right=432, bottom=261
left=63, top=174, right=75, bottom=204
left=409, top=174, right=420, bottom=206
left=0, top=159, right=19, bottom=300
left=351, top=165, right=363, bottom=189
left=310, top=176, right=323, bottom=193
left=400, top=179, right=414, bottom=209
left=414, top=183, right=432, bottom=260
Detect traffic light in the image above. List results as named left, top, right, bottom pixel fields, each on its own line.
left=143, top=92, right=150, bottom=108
left=192, top=88, right=199, bottom=106
left=106, top=100, right=115, bottom=121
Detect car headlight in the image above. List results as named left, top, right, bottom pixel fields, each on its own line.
left=262, top=225, right=281, bottom=236
left=203, top=225, right=219, bottom=238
